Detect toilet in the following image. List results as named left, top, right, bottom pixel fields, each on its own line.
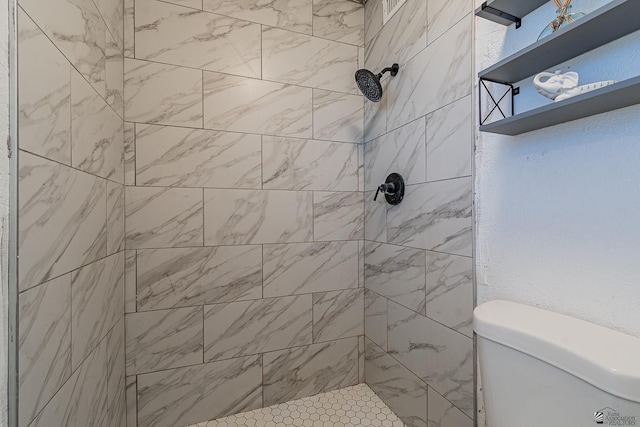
left=474, top=300, right=640, bottom=427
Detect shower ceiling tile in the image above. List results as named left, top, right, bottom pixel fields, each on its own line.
left=18, top=152, right=106, bottom=290
left=136, top=246, right=262, bottom=311
left=364, top=338, right=428, bottom=427
left=204, top=295, right=313, bottom=361
left=124, top=59, right=203, bottom=128
left=18, top=275, right=72, bottom=427
left=263, top=241, right=359, bottom=297
left=17, top=9, right=71, bottom=165
left=426, top=95, right=472, bottom=182
left=312, top=289, right=364, bottom=342
left=262, top=137, right=358, bottom=191
left=19, top=0, right=107, bottom=97
left=137, top=356, right=262, bottom=427
left=386, top=178, right=472, bottom=257
left=71, top=252, right=124, bottom=370
left=262, top=27, right=358, bottom=94
left=425, top=251, right=473, bottom=338
left=364, top=241, right=426, bottom=314
left=364, top=118, right=426, bottom=192
left=313, top=191, right=364, bottom=241
left=125, top=186, right=204, bottom=249
left=386, top=16, right=472, bottom=130
left=71, top=70, right=124, bottom=183
left=312, top=89, right=364, bottom=143
left=203, top=0, right=312, bottom=35
left=106, top=181, right=125, bottom=255
left=387, top=301, right=473, bottom=417
left=203, top=72, right=312, bottom=138
left=125, top=307, right=203, bottom=375
left=312, top=0, right=364, bottom=46
left=135, top=124, right=262, bottom=189
left=364, top=289, right=388, bottom=350
left=263, top=338, right=359, bottom=406
left=364, top=0, right=426, bottom=74
left=203, top=189, right=313, bottom=245
left=135, top=0, right=261, bottom=78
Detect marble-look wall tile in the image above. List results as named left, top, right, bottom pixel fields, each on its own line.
left=358, top=335, right=365, bottom=383
left=95, top=0, right=124, bottom=47
left=364, top=242, right=425, bottom=314
left=312, top=289, right=364, bottom=342
left=125, top=376, right=136, bottom=427
left=126, top=307, right=203, bottom=375
left=107, top=319, right=126, bottom=426
left=203, top=72, right=312, bottom=138
left=426, top=96, right=472, bottom=182
left=313, top=191, right=364, bottom=241
left=29, top=337, right=108, bottom=427
left=427, top=0, right=472, bottom=45
left=386, top=178, right=472, bottom=257
left=124, top=0, right=134, bottom=57
left=364, top=191, right=387, bottom=242
left=313, top=89, right=364, bottom=143
left=124, top=122, right=135, bottom=185
left=204, top=295, right=312, bottom=361
left=425, top=252, right=473, bottom=337
left=203, top=0, right=312, bottom=34
left=312, top=0, right=364, bottom=46
left=125, top=186, right=203, bottom=249
left=263, top=241, right=359, bottom=297
left=137, top=355, right=262, bottom=427
left=162, top=0, right=202, bottom=9
left=364, top=83, right=387, bottom=142
left=358, top=144, right=365, bottom=191
left=387, top=301, right=473, bottom=417
left=263, top=137, right=358, bottom=191
left=136, top=124, right=262, bottom=189
left=428, top=386, right=473, bottom=427
left=262, top=27, right=358, bottom=94
left=18, top=152, right=106, bottom=290
left=263, top=338, right=359, bottom=406
left=71, top=252, right=124, bottom=369
left=18, top=275, right=71, bottom=427
left=363, top=0, right=382, bottom=45
left=107, top=181, right=125, bottom=255
left=387, top=16, right=472, bottom=130
left=358, top=239, right=365, bottom=287
left=136, top=245, right=262, bottom=311
left=124, top=250, right=137, bottom=313
left=124, top=59, right=202, bottom=127
left=135, top=0, right=261, bottom=78
left=365, top=338, right=427, bottom=427
left=364, top=118, right=426, bottom=191
left=17, top=8, right=71, bottom=164
left=204, top=189, right=312, bottom=245
left=105, top=30, right=124, bottom=118
left=364, top=0, right=426, bottom=74
left=19, top=0, right=106, bottom=97
left=71, top=70, right=124, bottom=182
left=364, top=289, right=387, bottom=350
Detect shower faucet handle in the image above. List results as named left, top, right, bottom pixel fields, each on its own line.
left=373, top=183, right=395, bottom=201
left=373, top=173, right=405, bottom=205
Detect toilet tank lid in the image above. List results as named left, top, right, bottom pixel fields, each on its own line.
left=474, top=300, right=640, bottom=403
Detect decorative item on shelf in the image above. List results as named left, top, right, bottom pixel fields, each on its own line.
left=533, top=70, right=618, bottom=102
left=538, top=0, right=586, bottom=40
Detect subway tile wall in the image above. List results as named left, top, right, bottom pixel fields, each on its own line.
left=17, top=0, right=125, bottom=426
left=122, top=1, right=366, bottom=426
left=362, top=0, right=474, bottom=426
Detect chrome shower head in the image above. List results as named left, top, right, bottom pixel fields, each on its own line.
left=355, top=63, right=399, bottom=102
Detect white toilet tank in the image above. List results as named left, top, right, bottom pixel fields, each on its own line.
left=474, top=300, right=640, bottom=427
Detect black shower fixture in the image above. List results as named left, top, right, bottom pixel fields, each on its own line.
left=355, top=63, right=399, bottom=102
left=374, top=173, right=405, bottom=205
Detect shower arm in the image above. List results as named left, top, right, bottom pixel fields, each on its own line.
left=376, top=64, right=400, bottom=80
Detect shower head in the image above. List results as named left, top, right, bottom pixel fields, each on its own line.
left=355, top=63, right=399, bottom=102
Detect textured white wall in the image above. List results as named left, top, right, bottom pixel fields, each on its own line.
left=475, top=0, right=640, bottom=338
left=0, top=0, right=10, bottom=424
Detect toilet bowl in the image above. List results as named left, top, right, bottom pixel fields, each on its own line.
left=474, top=300, right=640, bottom=427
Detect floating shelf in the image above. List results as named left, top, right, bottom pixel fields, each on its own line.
left=475, top=0, right=548, bottom=27
left=478, top=0, right=640, bottom=84
left=479, top=76, right=640, bottom=135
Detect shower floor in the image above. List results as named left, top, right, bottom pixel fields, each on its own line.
left=187, top=384, right=406, bottom=427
